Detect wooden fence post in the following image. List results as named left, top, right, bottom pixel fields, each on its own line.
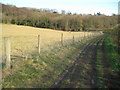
left=61, top=33, right=63, bottom=46
left=89, top=32, right=90, bottom=39
left=88, top=32, right=89, bottom=38
left=5, top=37, right=11, bottom=69
left=79, top=33, right=81, bottom=42
left=87, top=31, right=88, bottom=39
left=90, top=32, right=91, bottom=38
left=73, top=32, right=74, bottom=44
left=38, top=35, right=40, bottom=54
left=84, top=31, right=85, bottom=40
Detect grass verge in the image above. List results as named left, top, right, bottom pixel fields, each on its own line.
left=105, top=37, right=120, bottom=72
left=96, top=36, right=120, bottom=88
left=2, top=38, right=90, bottom=88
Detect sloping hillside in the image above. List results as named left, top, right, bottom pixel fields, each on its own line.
left=1, top=3, right=118, bottom=31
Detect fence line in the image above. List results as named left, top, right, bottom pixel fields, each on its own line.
left=1, top=31, right=103, bottom=69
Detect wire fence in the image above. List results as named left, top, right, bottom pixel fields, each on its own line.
left=1, top=31, right=103, bottom=69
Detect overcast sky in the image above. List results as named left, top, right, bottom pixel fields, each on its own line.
left=0, top=0, right=119, bottom=15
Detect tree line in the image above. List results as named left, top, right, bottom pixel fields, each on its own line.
left=1, top=3, right=118, bottom=31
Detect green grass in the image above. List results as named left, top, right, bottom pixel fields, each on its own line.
left=3, top=39, right=88, bottom=88
left=105, top=37, right=120, bottom=72
left=95, top=33, right=120, bottom=88
left=96, top=46, right=106, bottom=88
left=96, top=37, right=120, bottom=88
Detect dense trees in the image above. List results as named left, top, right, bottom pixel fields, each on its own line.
left=1, top=3, right=118, bottom=31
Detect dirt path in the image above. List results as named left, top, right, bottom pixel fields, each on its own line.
left=52, top=37, right=104, bottom=88
left=51, top=36, right=120, bottom=88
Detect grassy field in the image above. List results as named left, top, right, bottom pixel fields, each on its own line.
left=1, top=24, right=103, bottom=88
left=2, top=36, right=101, bottom=88
left=2, top=24, right=96, bottom=56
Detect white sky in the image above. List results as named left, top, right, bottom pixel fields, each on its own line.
left=0, top=0, right=119, bottom=15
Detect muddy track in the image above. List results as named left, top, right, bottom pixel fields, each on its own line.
left=51, top=36, right=105, bottom=88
